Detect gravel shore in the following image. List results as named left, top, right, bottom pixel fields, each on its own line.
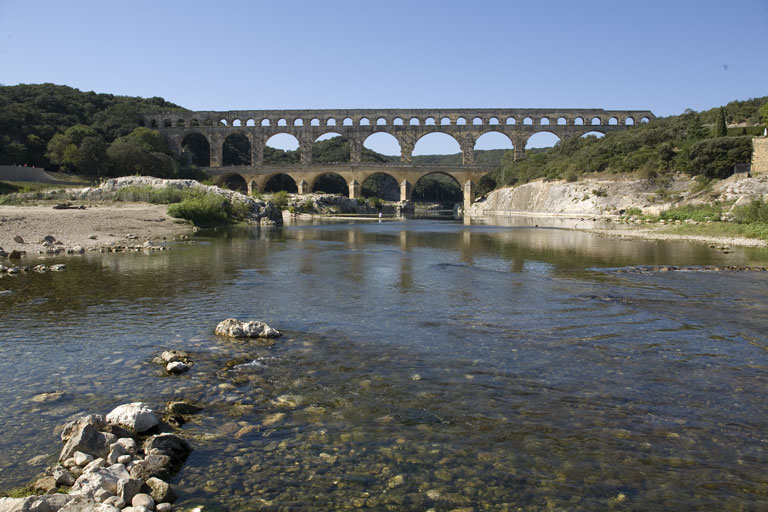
left=589, top=226, right=768, bottom=247
left=0, top=203, right=193, bottom=254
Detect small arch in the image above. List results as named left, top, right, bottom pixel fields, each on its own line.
left=223, top=174, right=247, bottom=193
left=261, top=119, right=270, bottom=127
left=412, top=172, right=462, bottom=204
left=277, top=118, right=288, bottom=127
left=162, top=119, right=172, bottom=128
left=204, top=119, right=214, bottom=127
left=409, top=117, right=420, bottom=126
left=326, top=118, right=337, bottom=126
left=150, top=119, right=158, bottom=128
left=359, top=117, right=371, bottom=126
left=574, top=117, right=585, bottom=125
left=523, top=117, right=533, bottom=125
left=472, top=117, right=483, bottom=125
left=540, top=117, right=550, bottom=125
left=440, top=117, right=451, bottom=125
left=456, top=117, right=467, bottom=125
left=625, top=117, right=635, bottom=126
left=222, top=133, right=251, bottom=166
left=190, top=119, right=200, bottom=127
left=361, top=172, right=399, bottom=201
left=232, top=119, right=242, bottom=127
left=376, top=117, right=387, bottom=126
left=489, top=117, right=499, bottom=125
left=246, top=119, right=255, bottom=127
left=138, top=119, right=145, bottom=127
left=608, top=117, right=618, bottom=125
left=591, top=117, right=601, bottom=125
left=425, top=117, right=436, bottom=126
left=310, top=118, right=320, bottom=126
left=264, top=173, right=298, bottom=193
left=219, top=119, right=228, bottom=126
left=312, top=173, right=347, bottom=195
left=557, top=117, right=567, bottom=125
left=393, top=117, right=404, bottom=126
left=177, top=119, right=186, bottom=127
left=505, top=117, right=516, bottom=125
left=343, top=117, right=353, bottom=126
left=294, top=118, right=304, bottom=126
left=640, top=117, right=650, bottom=124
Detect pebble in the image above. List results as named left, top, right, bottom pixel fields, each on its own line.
left=133, top=493, right=155, bottom=509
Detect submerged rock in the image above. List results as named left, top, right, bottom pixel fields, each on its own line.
left=215, top=318, right=281, bottom=339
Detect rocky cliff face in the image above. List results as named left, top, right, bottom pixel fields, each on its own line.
left=468, top=174, right=768, bottom=218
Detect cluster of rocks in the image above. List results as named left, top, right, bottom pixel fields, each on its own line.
left=0, top=260, right=65, bottom=275
left=214, top=318, right=281, bottom=339
left=0, top=403, right=193, bottom=512
left=152, top=350, right=194, bottom=375
left=615, top=265, right=768, bottom=273
left=98, top=240, right=170, bottom=254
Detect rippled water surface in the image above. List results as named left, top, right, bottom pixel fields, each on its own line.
left=2, top=218, right=768, bottom=511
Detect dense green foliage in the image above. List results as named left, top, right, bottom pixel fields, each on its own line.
left=652, top=198, right=768, bottom=240
left=715, top=107, right=727, bottom=137
left=699, top=96, right=767, bottom=125
left=732, top=198, right=768, bottom=224
left=0, top=83, right=184, bottom=172
left=485, top=101, right=760, bottom=191
left=659, top=203, right=723, bottom=222
left=166, top=190, right=251, bottom=226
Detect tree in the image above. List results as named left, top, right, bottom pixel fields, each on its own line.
left=78, top=136, right=109, bottom=178
left=715, top=107, right=727, bottom=137
left=106, top=127, right=176, bottom=177
left=760, top=102, right=768, bottom=129
left=689, top=136, right=752, bottom=178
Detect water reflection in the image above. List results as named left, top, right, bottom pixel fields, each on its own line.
left=1, top=218, right=768, bottom=510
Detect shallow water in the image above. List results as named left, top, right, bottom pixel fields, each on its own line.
left=1, top=218, right=768, bottom=510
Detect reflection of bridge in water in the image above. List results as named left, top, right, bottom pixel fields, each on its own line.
left=142, top=108, right=654, bottom=210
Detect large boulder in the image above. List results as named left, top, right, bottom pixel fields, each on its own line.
left=142, top=434, right=191, bottom=467
left=0, top=494, right=72, bottom=512
left=70, top=464, right=130, bottom=499
left=214, top=318, right=281, bottom=339
left=59, top=415, right=107, bottom=442
left=59, top=424, right=116, bottom=462
left=105, top=403, right=159, bottom=433
left=129, top=454, right=171, bottom=481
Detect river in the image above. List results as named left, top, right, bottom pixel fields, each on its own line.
left=1, top=217, right=767, bottom=510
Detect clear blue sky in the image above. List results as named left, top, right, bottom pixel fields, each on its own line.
left=1, top=0, right=767, bottom=154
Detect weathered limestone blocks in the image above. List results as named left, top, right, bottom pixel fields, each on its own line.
left=215, top=317, right=281, bottom=339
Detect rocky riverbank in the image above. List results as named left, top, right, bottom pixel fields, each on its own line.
left=468, top=173, right=768, bottom=218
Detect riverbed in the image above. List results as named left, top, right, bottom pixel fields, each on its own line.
left=1, top=217, right=767, bottom=510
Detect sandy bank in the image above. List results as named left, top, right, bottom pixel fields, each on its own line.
left=0, top=203, right=193, bottom=255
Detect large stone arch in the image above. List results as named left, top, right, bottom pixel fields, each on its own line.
left=412, top=171, right=462, bottom=203
left=264, top=172, right=298, bottom=193
left=181, top=132, right=211, bottom=167
left=222, top=133, right=252, bottom=166
left=311, top=172, right=348, bottom=195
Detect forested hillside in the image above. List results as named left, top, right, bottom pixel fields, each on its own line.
left=479, top=97, right=767, bottom=194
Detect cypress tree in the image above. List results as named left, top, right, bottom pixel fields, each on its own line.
left=715, top=107, right=727, bottom=137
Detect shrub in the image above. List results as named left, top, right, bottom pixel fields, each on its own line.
left=659, top=203, right=722, bottom=222
left=689, top=136, right=752, bottom=178
left=166, top=192, right=250, bottom=226
left=272, top=190, right=289, bottom=209
left=733, top=198, right=768, bottom=224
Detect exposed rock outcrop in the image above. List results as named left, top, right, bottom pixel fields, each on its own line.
left=215, top=318, right=281, bottom=339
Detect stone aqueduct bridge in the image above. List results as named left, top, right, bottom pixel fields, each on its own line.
left=143, top=108, right=655, bottom=210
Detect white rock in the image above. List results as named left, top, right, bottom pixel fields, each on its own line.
left=106, top=403, right=159, bottom=433
left=166, top=361, right=189, bottom=374
left=155, top=503, right=173, bottom=512
left=132, top=493, right=155, bottom=510
left=214, top=318, right=281, bottom=339
left=104, top=496, right=126, bottom=509
left=117, top=454, right=133, bottom=465
left=82, top=457, right=106, bottom=474
left=74, top=451, right=94, bottom=466
left=72, top=464, right=130, bottom=499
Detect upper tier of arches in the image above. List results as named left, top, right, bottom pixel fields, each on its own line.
left=144, top=108, right=655, bottom=130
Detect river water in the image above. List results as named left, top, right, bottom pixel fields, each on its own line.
left=1, top=217, right=768, bottom=511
